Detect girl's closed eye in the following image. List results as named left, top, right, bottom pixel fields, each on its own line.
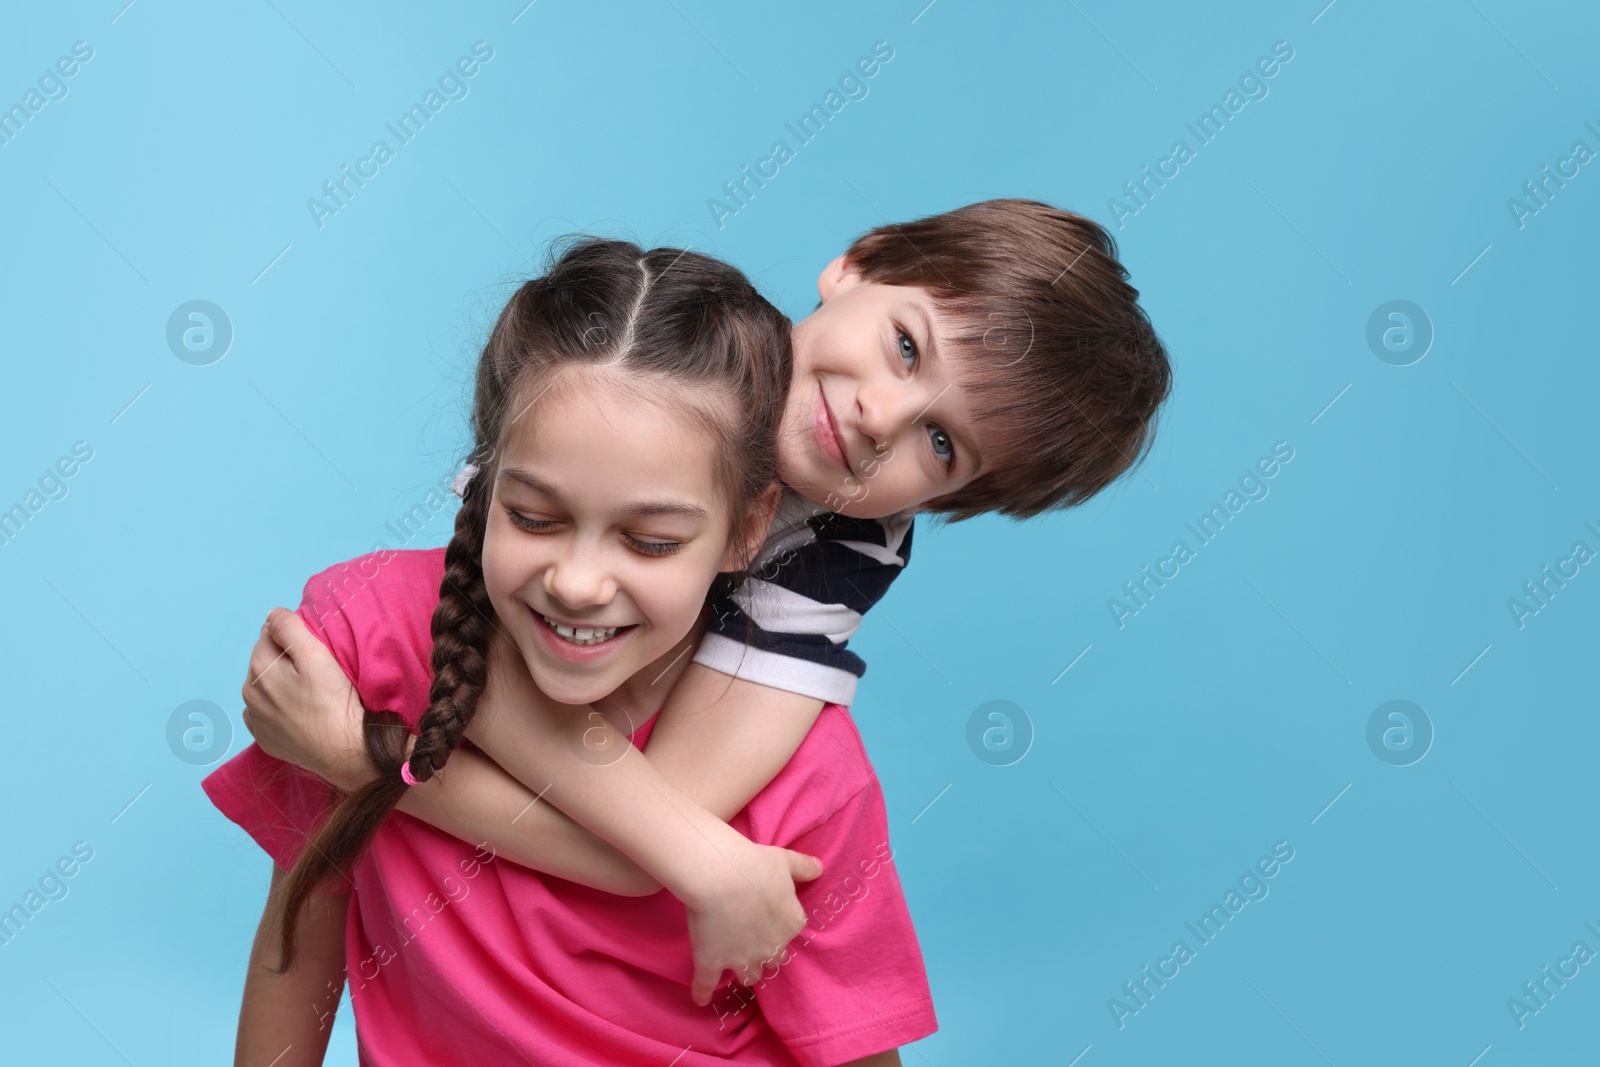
left=625, top=536, right=683, bottom=557
left=505, top=508, right=684, bottom=557
left=505, top=508, right=558, bottom=532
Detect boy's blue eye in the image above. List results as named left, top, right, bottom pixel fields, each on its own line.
left=896, top=329, right=917, bottom=366
left=895, top=328, right=954, bottom=468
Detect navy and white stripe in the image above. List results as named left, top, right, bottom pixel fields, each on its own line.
left=694, top=488, right=914, bottom=705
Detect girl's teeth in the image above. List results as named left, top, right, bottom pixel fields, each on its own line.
left=543, top=616, right=620, bottom=646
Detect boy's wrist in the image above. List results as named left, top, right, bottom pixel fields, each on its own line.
left=659, top=819, right=756, bottom=908
left=327, top=732, right=414, bottom=793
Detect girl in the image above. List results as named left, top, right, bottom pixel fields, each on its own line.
left=205, top=238, right=935, bottom=1064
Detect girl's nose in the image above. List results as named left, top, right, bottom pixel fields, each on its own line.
left=543, top=548, right=616, bottom=612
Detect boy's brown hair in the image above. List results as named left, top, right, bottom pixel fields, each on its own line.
left=843, top=198, right=1172, bottom=523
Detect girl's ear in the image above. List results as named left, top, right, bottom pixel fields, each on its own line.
left=816, top=255, right=862, bottom=303
left=721, top=483, right=782, bottom=573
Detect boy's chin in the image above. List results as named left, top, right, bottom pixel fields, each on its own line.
left=829, top=491, right=921, bottom=520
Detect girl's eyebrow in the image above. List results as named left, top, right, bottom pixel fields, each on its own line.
left=498, top=467, right=710, bottom=521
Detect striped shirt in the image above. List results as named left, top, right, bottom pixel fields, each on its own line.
left=694, top=488, right=915, bottom=706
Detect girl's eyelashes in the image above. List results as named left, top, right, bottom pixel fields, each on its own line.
left=504, top=508, right=684, bottom=557
left=624, top=536, right=683, bottom=557
left=506, top=510, right=556, bottom=532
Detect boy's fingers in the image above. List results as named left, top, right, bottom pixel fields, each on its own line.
left=263, top=607, right=314, bottom=660
left=246, top=631, right=287, bottom=687
left=788, top=851, right=824, bottom=882
left=240, top=705, right=268, bottom=745
left=690, top=963, right=720, bottom=1006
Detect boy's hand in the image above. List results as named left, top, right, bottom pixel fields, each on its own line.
left=242, top=608, right=376, bottom=793
left=683, top=841, right=823, bottom=1006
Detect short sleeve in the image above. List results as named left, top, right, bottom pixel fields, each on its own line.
left=200, top=574, right=364, bottom=894
left=201, top=745, right=349, bottom=893
left=693, top=511, right=915, bottom=706
left=731, top=775, right=937, bottom=1066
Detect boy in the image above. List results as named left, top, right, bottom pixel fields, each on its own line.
left=239, top=198, right=1171, bottom=1009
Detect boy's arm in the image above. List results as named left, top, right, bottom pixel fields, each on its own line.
left=463, top=660, right=822, bottom=843
left=392, top=745, right=661, bottom=896
left=459, top=636, right=825, bottom=1004
left=457, top=631, right=822, bottom=906
left=235, top=863, right=347, bottom=1067
left=243, top=611, right=755, bottom=899
left=614, top=508, right=915, bottom=820
left=243, top=612, right=659, bottom=894
left=246, top=611, right=821, bottom=1005
left=626, top=507, right=917, bottom=820
left=630, top=660, right=824, bottom=820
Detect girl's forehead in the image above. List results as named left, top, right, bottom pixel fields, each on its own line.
left=493, top=378, right=732, bottom=514
left=503, top=363, right=730, bottom=428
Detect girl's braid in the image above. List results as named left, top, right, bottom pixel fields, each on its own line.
left=405, top=459, right=496, bottom=783
left=269, top=453, right=498, bottom=971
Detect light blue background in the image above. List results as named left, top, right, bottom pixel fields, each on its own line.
left=2, top=1, right=1596, bottom=1063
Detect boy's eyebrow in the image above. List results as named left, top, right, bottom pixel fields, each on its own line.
left=904, top=300, right=982, bottom=480
left=498, top=467, right=710, bottom=520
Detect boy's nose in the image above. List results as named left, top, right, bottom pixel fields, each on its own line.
left=856, top=383, right=927, bottom=452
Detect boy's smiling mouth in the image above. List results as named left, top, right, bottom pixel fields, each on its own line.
left=815, top=384, right=853, bottom=476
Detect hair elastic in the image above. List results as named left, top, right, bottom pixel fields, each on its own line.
left=400, top=761, right=422, bottom=787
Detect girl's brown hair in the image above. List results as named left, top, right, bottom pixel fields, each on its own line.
left=270, top=237, right=792, bottom=969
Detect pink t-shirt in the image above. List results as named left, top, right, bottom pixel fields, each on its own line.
left=203, top=548, right=937, bottom=1066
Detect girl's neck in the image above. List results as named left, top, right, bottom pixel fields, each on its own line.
left=590, top=614, right=708, bottom=732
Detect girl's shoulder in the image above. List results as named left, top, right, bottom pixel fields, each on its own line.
left=744, top=703, right=881, bottom=839
left=297, top=547, right=446, bottom=724
left=299, top=546, right=445, bottom=629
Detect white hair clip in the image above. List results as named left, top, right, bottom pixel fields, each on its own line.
left=449, top=461, right=479, bottom=498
